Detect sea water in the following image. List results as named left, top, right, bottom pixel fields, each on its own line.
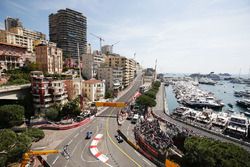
left=165, top=80, right=249, bottom=113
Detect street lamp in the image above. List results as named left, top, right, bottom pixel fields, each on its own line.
left=68, top=34, right=84, bottom=111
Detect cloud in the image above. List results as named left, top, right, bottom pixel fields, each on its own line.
left=88, top=1, right=250, bottom=74
left=7, top=0, right=30, bottom=13
left=2, top=0, right=249, bottom=74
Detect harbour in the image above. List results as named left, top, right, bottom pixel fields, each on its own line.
left=164, top=74, right=250, bottom=142
left=165, top=76, right=250, bottom=114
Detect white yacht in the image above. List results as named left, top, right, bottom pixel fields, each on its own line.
left=195, top=108, right=213, bottom=124
left=211, top=112, right=230, bottom=128
left=225, top=114, right=249, bottom=138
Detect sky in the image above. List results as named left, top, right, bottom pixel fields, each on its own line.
left=0, top=0, right=250, bottom=74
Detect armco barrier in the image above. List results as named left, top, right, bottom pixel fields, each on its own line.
left=38, top=118, right=91, bottom=130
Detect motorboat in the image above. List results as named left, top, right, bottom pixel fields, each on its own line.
left=227, top=103, right=233, bottom=108
left=244, top=111, right=250, bottom=117
left=236, top=99, right=250, bottom=108
left=225, top=114, right=249, bottom=138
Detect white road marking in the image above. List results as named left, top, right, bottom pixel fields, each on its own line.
left=105, top=162, right=113, bottom=167
left=33, top=146, right=46, bottom=150
left=74, top=133, right=79, bottom=138
left=143, top=158, right=152, bottom=166
left=126, top=124, right=130, bottom=136
left=52, top=155, right=59, bottom=165
left=67, top=139, right=73, bottom=145
left=134, top=150, right=141, bottom=157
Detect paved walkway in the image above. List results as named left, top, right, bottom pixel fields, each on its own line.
left=153, top=83, right=167, bottom=113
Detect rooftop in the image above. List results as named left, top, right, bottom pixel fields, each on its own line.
left=83, top=78, right=103, bottom=84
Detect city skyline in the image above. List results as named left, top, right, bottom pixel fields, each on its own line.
left=0, top=0, right=250, bottom=74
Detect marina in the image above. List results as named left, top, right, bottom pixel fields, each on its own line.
left=164, top=75, right=250, bottom=141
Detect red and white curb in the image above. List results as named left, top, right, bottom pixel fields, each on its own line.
left=89, top=134, right=109, bottom=163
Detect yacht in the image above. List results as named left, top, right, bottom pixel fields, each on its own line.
left=225, top=114, right=249, bottom=138
left=195, top=108, right=213, bottom=124
left=211, top=112, right=230, bottom=129
left=185, top=97, right=224, bottom=109
left=244, top=111, right=250, bottom=117
left=198, top=77, right=216, bottom=85
left=182, top=108, right=198, bottom=120
left=172, top=107, right=189, bottom=117
left=234, top=90, right=250, bottom=98
left=236, top=99, right=250, bottom=108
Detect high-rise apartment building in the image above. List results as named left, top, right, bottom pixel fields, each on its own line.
left=5, top=17, right=23, bottom=30
left=35, top=42, right=63, bottom=74
left=0, top=29, right=33, bottom=52
left=101, top=45, right=112, bottom=54
left=1, top=17, right=46, bottom=53
left=97, top=66, right=123, bottom=92
left=104, top=54, right=136, bottom=88
left=82, top=53, right=105, bottom=79
left=49, top=8, right=87, bottom=59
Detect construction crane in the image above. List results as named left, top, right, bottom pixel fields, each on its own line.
left=90, top=33, right=104, bottom=53
left=111, top=41, right=120, bottom=53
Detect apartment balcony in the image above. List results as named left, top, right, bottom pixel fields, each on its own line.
left=33, top=98, right=40, bottom=102
left=53, top=91, right=65, bottom=95
left=44, top=103, right=54, bottom=108
left=34, top=103, right=41, bottom=108
left=96, top=88, right=103, bottom=92
left=96, top=94, right=104, bottom=98
left=54, top=94, right=68, bottom=101
left=44, top=98, right=53, bottom=102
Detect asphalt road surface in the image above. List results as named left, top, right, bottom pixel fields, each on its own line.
left=47, top=73, right=157, bottom=167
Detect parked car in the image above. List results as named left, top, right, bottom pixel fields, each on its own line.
left=75, top=116, right=84, bottom=122
left=127, top=112, right=134, bottom=120
left=85, top=131, right=93, bottom=139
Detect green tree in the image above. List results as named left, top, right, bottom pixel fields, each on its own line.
left=22, top=91, right=34, bottom=119
left=0, top=129, right=32, bottom=166
left=105, top=89, right=114, bottom=99
left=136, top=94, right=156, bottom=115
left=0, top=129, right=17, bottom=166
left=23, top=62, right=39, bottom=72
left=24, top=128, right=45, bottom=142
left=45, top=107, right=59, bottom=121
left=144, top=90, right=157, bottom=99
left=153, top=81, right=161, bottom=88
left=182, top=136, right=250, bottom=167
left=0, top=105, right=24, bottom=128
left=60, top=99, right=81, bottom=118
left=7, top=133, right=31, bottom=163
